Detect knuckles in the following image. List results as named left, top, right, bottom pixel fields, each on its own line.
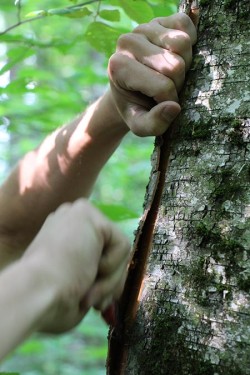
left=171, top=12, right=194, bottom=31
left=115, top=32, right=147, bottom=57
left=108, top=52, right=132, bottom=85
left=172, top=31, right=192, bottom=53
left=152, top=13, right=196, bottom=45
left=172, top=54, right=186, bottom=78
left=116, top=32, right=140, bottom=50
left=108, top=52, right=124, bottom=76
left=153, top=13, right=193, bottom=32
left=171, top=13, right=197, bottom=44
left=133, top=22, right=152, bottom=35
left=153, top=77, right=177, bottom=103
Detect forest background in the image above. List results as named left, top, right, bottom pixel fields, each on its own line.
left=0, top=0, right=178, bottom=374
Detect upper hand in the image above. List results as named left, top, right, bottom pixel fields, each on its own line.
left=108, top=13, right=197, bottom=137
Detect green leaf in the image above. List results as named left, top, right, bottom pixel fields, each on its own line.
left=0, top=34, right=30, bottom=43
left=0, top=33, right=71, bottom=49
left=25, top=10, right=48, bottom=18
left=25, top=6, right=92, bottom=19
left=0, top=47, right=34, bottom=75
left=17, top=339, right=44, bottom=355
left=93, top=202, right=139, bottom=221
left=151, top=2, right=178, bottom=17
left=119, top=0, right=155, bottom=23
left=84, top=22, right=121, bottom=56
left=47, top=6, right=92, bottom=18
left=99, top=9, right=120, bottom=22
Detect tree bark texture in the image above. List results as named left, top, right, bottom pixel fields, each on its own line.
left=107, top=0, right=250, bottom=374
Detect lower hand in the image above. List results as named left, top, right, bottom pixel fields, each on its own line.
left=23, top=199, right=130, bottom=333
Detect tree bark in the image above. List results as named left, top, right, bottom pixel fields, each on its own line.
left=107, top=0, right=250, bottom=374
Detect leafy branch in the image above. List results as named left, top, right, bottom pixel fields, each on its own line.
left=0, top=0, right=100, bottom=36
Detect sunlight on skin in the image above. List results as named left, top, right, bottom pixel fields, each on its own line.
left=19, top=149, right=50, bottom=195
left=19, top=151, right=42, bottom=195
left=67, top=102, right=96, bottom=158
left=18, top=103, right=97, bottom=196
left=144, top=51, right=180, bottom=77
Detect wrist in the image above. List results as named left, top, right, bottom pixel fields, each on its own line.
left=101, top=89, right=129, bottom=136
left=0, top=254, right=60, bottom=359
left=68, top=89, right=129, bottom=158
left=21, top=254, right=60, bottom=331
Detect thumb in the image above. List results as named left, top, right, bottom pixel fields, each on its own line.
left=127, top=101, right=181, bottom=137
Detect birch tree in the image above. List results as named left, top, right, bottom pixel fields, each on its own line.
left=107, top=0, right=250, bottom=374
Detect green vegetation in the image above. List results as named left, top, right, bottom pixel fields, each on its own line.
left=0, top=0, right=178, bottom=374
left=223, top=0, right=236, bottom=10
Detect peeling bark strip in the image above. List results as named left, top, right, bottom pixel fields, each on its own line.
left=179, top=1, right=201, bottom=28
left=107, top=0, right=250, bottom=374
left=106, top=128, right=173, bottom=374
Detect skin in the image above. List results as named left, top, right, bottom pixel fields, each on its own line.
left=0, top=13, right=197, bottom=360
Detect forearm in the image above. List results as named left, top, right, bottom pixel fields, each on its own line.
left=0, top=257, right=57, bottom=360
left=0, top=90, right=128, bottom=261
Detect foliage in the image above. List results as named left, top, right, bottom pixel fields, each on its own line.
left=0, top=0, right=178, bottom=374
left=0, top=0, right=177, bottom=162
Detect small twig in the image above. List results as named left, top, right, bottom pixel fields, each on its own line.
left=16, top=0, right=22, bottom=23
left=0, top=15, right=45, bottom=36
left=0, top=0, right=101, bottom=36
left=66, top=0, right=101, bottom=10
left=95, top=0, right=102, bottom=20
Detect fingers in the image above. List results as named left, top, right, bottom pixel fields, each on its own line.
left=132, top=22, right=193, bottom=72
left=116, top=33, right=186, bottom=91
left=84, top=261, right=128, bottom=312
left=108, top=13, right=197, bottom=137
left=151, top=13, right=197, bottom=45
left=122, top=99, right=181, bottom=137
left=134, top=101, right=181, bottom=137
left=89, top=230, right=130, bottom=311
left=115, top=12, right=196, bottom=76
left=109, top=53, right=181, bottom=136
left=109, top=53, right=178, bottom=104
left=98, top=229, right=131, bottom=277
left=84, top=234, right=130, bottom=312
left=109, top=88, right=181, bottom=137
left=76, top=208, right=131, bottom=314
left=26, top=198, right=131, bottom=334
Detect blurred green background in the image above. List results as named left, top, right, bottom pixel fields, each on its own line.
left=0, top=1, right=177, bottom=373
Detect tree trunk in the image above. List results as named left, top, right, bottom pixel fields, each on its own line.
left=107, top=0, right=250, bottom=374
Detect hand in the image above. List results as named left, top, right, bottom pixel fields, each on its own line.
left=23, top=199, right=130, bottom=333
left=108, top=13, right=197, bottom=137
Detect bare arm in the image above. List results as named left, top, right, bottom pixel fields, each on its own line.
left=0, top=12, right=197, bottom=361
left=0, top=256, right=57, bottom=360
left=0, top=199, right=130, bottom=360
left=0, top=13, right=196, bottom=269
left=0, top=13, right=197, bottom=268
left=0, top=92, right=128, bottom=267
